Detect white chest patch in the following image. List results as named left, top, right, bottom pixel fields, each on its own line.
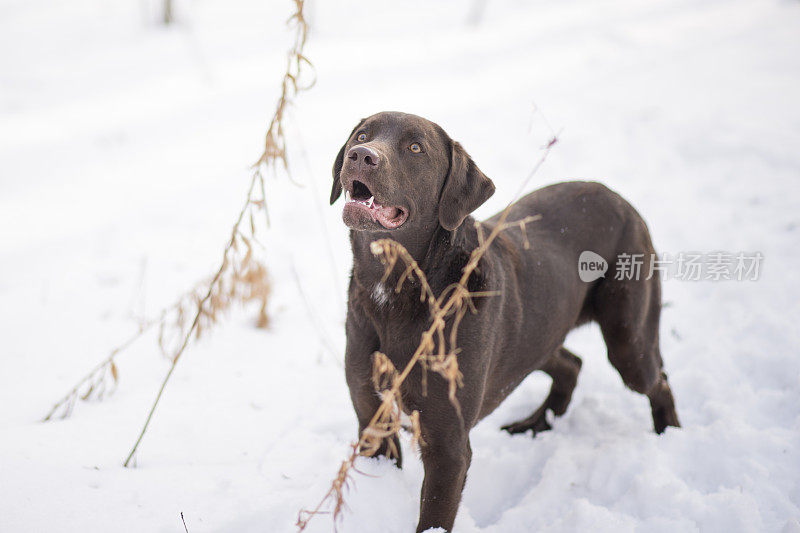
left=371, top=282, right=390, bottom=306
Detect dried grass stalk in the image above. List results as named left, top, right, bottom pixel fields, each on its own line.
left=121, top=0, right=311, bottom=466
left=41, top=0, right=311, bottom=467
left=43, top=244, right=272, bottom=423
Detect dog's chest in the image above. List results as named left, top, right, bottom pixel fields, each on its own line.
left=370, top=282, right=392, bottom=308
left=360, top=281, right=429, bottom=359
left=363, top=279, right=424, bottom=314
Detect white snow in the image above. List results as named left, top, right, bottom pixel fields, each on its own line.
left=1, top=0, right=799, bottom=532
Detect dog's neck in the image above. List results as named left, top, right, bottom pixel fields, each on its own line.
left=348, top=218, right=480, bottom=297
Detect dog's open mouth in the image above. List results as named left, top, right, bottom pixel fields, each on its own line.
left=344, top=180, right=408, bottom=229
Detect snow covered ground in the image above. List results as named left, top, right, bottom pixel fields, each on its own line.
left=1, top=0, right=799, bottom=531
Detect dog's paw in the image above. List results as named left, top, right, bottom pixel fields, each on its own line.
left=501, top=409, right=552, bottom=436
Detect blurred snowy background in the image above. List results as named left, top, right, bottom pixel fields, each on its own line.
left=1, top=0, right=799, bottom=531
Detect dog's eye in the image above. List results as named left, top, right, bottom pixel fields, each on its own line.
left=409, top=143, right=422, bottom=153
left=357, top=133, right=367, bottom=142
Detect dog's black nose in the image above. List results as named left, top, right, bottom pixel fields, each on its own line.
left=347, top=145, right=380, bottom=168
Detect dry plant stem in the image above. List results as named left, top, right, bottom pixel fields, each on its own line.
left=123, top=1, right=311, bottom=467
left=43, top=246, right=271, bottom=422
left=45, top=0, right=305, bottom=435
left=44, top=293, right=176, bottom=421
left=124, top=176, right=261, bottom=467
left=254, top=0, right=313, bottom=173
left=44, top=1, right=306, bottom=439
left=296, top=135, right=557, bottom=530
left=42, top=348, right=122, bottom=422
left=296, top=443, right=359, bottom=530
left=42, top=309, right=172, bottom=421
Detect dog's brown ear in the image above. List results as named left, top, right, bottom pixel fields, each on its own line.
left=439, top=141, right=496, bottom=230
left=330, top=119, right=365, bottom=205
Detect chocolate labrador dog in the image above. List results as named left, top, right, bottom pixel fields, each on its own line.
left=330, top=111, right=679, bottom=532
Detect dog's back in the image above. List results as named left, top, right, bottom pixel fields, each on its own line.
left=483, top=181, right=678, bottom=433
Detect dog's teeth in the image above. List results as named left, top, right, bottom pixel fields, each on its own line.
left=345, top=190, right=351, bottom=202
left=367, top=196, right=374, bottom=208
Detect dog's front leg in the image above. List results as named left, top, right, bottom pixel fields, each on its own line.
left=416, top=424, right=471, bottom=533
left=344, top=310, right=402, bottom=466
left=347, top=369, right=403, bottom=466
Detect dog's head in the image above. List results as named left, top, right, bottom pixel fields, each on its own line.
left=330, top=112, right=495, bottom=232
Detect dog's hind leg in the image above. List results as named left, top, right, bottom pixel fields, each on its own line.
left=600, top=320, right=680, bottom=433
left=502, top=347, right=582, bottom=435
left=595, top=253, right=680, bottom=434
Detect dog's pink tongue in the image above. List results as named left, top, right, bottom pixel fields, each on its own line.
left=379, top=206, right=400, bottom=219
left=373, top=204, right=402, bottom=229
